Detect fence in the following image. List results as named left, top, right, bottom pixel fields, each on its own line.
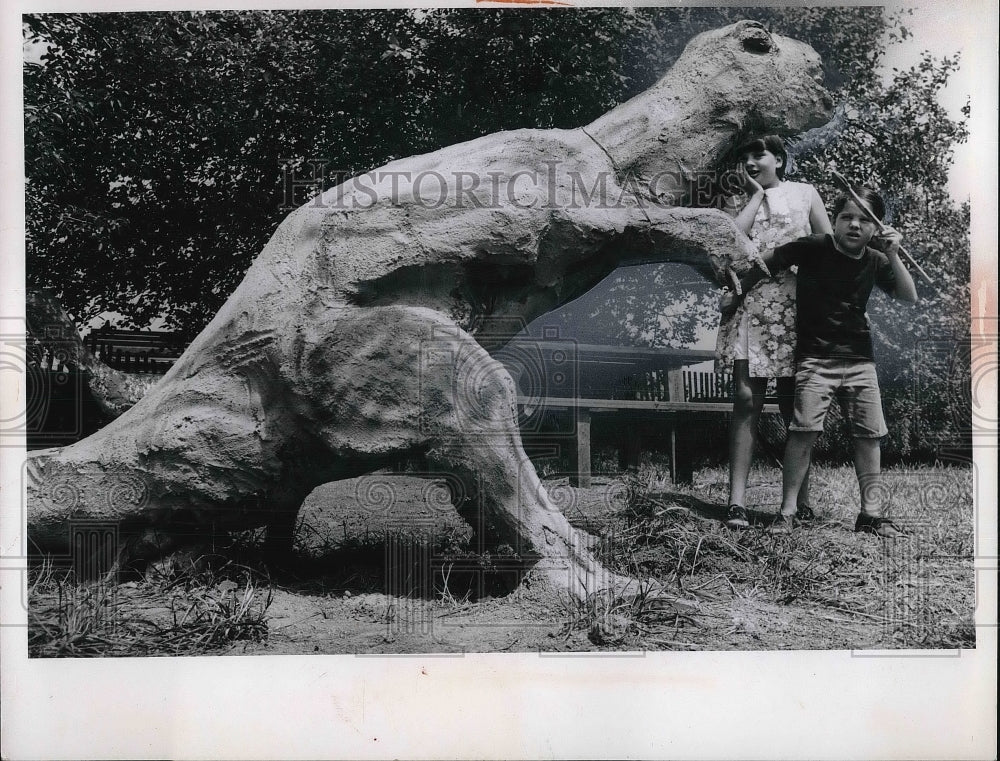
left=621, top=369, right=735, bottom=403
left=30, top=331, right=743, bottom=403
left=683, top=370, right=735, bottom=402
left=625, top=369, right=789, bottom=403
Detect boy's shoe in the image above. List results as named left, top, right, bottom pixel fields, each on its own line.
left=767, top=513, right=794, bottom=535
left=854, top=513, right=904, bottom=539
left=725, top=504, right=750, bottom=530
left=794, top=504, right=816, bottom=522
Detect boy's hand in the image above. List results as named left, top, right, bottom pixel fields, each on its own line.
left=726, top=266, right=743, bottom=295
left=872, top=226, right=903, bottom=256
left=719, top=288, right=741, bottom=318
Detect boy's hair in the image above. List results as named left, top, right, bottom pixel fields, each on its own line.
left=735, top=135, right=788, bottom=179
left=832, top=188, right=886, bottom=222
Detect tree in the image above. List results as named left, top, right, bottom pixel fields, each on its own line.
left=24, top=7, right=900, bottom=336
left=547, top=8, right=968, bottom=355
left=24, top=9, right=658, bottom=334
left=24, top=9, right=970, bottom=460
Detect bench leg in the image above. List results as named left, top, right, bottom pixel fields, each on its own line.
left=617, top=413, right=642, bottom=473
left=573, top=407, right=592, bottom=488
left=670, top=422, right=694, bottom=485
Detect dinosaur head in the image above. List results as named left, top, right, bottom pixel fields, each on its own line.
left=588, top=20, right=835, bottom=182
left=674, top=20, right=834, bottom=136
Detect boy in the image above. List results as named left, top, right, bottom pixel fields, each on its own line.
left=722, top=188, right=918, bottom=537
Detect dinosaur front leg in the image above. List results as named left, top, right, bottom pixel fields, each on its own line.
left=638, top=205, right=757, bottom=283
left=293, top=305, right=637, bottom=604
left=537, top=204, right=754, bottom=287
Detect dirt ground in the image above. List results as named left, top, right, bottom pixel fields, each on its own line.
left=29, top=465, right=976, bottom=656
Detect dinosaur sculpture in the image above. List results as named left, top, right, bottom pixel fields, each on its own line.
left=27, top=21, right=832, bottom=601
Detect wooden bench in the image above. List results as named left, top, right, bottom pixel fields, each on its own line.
left=497, top=340, right=778, bottom=487
left=74, top=331, right=767, bottom=484
left=85, top=327, right=187, bottom=374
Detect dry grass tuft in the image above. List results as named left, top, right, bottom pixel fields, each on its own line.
left=27, top=461, right=974, bottom=655
left=29, top=558, right=273, bottom=658
left=592, top=463, right=975, bottom=650
left=561, top=576, right=699, bottom=649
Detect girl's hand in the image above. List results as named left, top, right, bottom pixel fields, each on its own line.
left=739, top=163, right=764, bottom=196
left=872, top=226, right=903, bottom=256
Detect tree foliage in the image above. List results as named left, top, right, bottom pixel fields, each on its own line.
left=23, top=7, right=924, bottom=331
left=24, top=7, right=971, bottom=461
left=24, top=9, right=661, bottom=333
left=24, top=9, right=969, bottom=364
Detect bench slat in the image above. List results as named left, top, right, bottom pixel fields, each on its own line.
left=517, top=396, right=778, bottom=413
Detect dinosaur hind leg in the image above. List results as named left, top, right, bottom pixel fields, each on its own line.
left=418, top=332, right=635, bottom=604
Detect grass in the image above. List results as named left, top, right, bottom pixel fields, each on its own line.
left=27, top=460, right=976, bottom=654
left=28, top=556, right=273, bottom=657
left=560, top=576, right=703, bottom=649
left=580, top=462, right=976, bottom=650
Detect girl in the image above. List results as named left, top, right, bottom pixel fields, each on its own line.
left=716, top=135, right=833, bottom=529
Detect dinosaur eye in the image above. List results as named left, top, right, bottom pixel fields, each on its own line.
left=739, top=26, right=774, bottom=54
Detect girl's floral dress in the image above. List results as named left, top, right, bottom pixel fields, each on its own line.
left=716, top=181, right=816, bottom=378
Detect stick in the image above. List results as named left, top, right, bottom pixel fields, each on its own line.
left=828, top=168, right=935, bottom=286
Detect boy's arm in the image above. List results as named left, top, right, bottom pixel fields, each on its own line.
left=875, top=228, right=918, bottom=303
left=719, top=245, right=795, bottom=318
left=735, top=246, right=789, bottom=293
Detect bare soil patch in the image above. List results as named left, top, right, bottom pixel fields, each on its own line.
left=28, top=464, right=975, bottom=656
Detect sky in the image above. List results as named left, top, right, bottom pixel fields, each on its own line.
left=878, top=3, right=982, bottom=202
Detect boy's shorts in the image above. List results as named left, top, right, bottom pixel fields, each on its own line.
left=789, top=356, right=888, bottom=438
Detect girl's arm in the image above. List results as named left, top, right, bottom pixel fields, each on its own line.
left=724, top=166, right=766, bottom=235
left=729, top=190, right=766, bottom=234
left=808, top=185, right=833, bottom=235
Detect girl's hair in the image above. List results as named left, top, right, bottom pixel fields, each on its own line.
left=735, top=135, right=788, bottom=179
left=832, top=188, right=886, bottom=222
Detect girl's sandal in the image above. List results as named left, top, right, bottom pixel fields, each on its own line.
left=725, top=504, right=750, bottom=530
left=794, top=504, right=816, bottom=522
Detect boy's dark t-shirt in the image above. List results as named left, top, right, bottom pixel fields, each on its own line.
left=771, top=234, right=897, bottom=361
